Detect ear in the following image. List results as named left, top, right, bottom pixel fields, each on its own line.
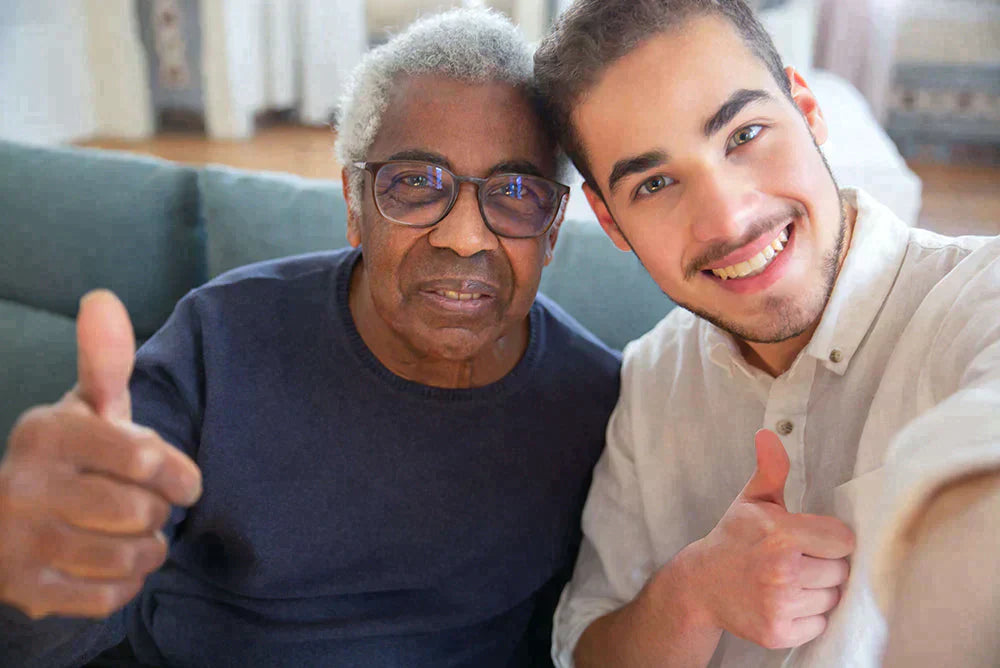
left=542, top=192, right=569, bottom=266
left=582, top=182, right=631, bottom=252
left=341, top=166, right=362, bottom=248
left=786, top=66, right=828, bottom=146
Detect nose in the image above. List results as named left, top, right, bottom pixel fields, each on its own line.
left=427, top=182, right=500, bottom=257
left=688, top=167, right=759, bottom=244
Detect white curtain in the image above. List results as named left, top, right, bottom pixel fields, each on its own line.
left=298, top=0, right=368, bottom=126
left=199, top=0, right=367, bottom=138
left=814, top=0, right=903, bottom=122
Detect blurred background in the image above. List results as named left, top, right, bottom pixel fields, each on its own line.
left=1, top=0, right=998, bottom=235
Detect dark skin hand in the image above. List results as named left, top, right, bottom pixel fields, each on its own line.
left=0, top=290, right=202, bottom=619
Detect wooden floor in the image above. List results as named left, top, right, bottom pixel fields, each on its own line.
left=77, top=124, right=999, bottom=237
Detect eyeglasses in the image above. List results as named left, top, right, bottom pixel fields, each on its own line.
left=353, top=160, right=569, bottom=239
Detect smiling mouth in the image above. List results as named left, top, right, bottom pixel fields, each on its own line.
left=433, top=290, right=486, bottom=302
left=707, top=226, right=790, bottom=281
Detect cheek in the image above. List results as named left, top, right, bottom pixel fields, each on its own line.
left=501, top=240, right=547, bottom=303
left=757, top=132, right=832, bottom=207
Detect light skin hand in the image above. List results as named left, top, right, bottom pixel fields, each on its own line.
left=575, top=430, right=855, bottom=667
left=0, top=290, right=202, bottom=620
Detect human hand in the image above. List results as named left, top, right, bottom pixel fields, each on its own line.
left=685, top=429, right=855, bottom=649
left=0, top=290, right=202, bottom=619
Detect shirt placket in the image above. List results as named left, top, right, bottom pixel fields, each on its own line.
left=762, top=356, right=818, bottom=514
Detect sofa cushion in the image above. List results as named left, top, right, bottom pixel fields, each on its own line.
left=540, top=218, right=675, bottom=351
left=0, top=299, right=79, bottom=447
left=200, top=166, right=350, bottom=277
left=0, top=141, right=206, bottom=339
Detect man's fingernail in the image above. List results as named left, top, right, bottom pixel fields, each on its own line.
left=184, top=479, right=202, bottom=506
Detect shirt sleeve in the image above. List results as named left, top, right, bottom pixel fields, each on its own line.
left=869, top=338, right=1000, bottom=615
left=0, top=586, right=126, bottom=666
left=551, top=352, right=659, bottom=668
left=868, top=250, right=1000, bottom=617
left=130, top=291, right=206, bottom=542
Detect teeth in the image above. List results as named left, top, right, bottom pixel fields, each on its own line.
left=710, top=227, right=790, bottom=281
left=438, top=290, right=483, bottom=301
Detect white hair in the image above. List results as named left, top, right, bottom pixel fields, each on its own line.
left=334, top=8, right=536, bottom=217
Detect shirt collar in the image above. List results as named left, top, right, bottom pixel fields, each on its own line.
left=803, top=188, right=911, bottom=375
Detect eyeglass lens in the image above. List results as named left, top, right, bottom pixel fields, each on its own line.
left=373, top=161, right=561, bottom=238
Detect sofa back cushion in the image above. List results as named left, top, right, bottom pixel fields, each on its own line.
left=200, top=166, right=351, bottom=277
left=0, top=299, right=78, bottom=440
left=0, top=140, right=206, bottom=339
left=540, top=218, right=675, bottom=351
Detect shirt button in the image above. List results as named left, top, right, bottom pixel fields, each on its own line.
left=829, top=349, right=843, bottom=363
left=776, top=420, right=794, bottom=436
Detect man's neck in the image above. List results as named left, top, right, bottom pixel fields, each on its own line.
left=737, top=324, right=820, bottom=377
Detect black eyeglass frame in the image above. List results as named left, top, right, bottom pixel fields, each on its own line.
left=352, top=160, right=570, bottom=239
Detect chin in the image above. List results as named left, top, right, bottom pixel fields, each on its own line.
left=686, top=293, right=824, bottom=344
left=418, top=330, right=493, bottom=362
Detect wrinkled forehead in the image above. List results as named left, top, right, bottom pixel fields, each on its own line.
left=369, top=74, right=557, bottom=177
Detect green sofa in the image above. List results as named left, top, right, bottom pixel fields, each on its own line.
left=0, top=139, right=675, bottom=445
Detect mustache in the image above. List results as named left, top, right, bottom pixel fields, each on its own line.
left=412, top=246, right=509, bottom=283
left=684, top=204, right=805, bottom=280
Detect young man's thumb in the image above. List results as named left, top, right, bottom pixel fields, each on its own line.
left=740, top=429, right=790, bottom=509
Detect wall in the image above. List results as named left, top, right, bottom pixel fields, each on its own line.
left=0, top=0, right=96, bottom=144
left=896, top=0, right=1000, bottom=64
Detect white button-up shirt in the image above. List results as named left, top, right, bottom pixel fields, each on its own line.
left=553, top=189, right=1000, bottom=667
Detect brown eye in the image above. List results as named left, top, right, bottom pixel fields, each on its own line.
left=635, top=175, right=674, bottom=199
left=727, top=124, right=763, bottom=151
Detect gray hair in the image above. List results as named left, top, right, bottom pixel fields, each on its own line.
left=334, top=8, right=538, bottom=217
left=534, top=0, right=790, bottom=193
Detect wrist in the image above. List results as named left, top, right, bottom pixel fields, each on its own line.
left=645, top=540, right=719, bottom=637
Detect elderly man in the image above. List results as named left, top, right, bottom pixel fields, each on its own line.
left=0, top=9, right=620, bottom=667
left=534, top=1, right=1000, bottom=666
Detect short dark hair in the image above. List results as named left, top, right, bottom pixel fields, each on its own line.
left=534, top=0, right=791, bottom=192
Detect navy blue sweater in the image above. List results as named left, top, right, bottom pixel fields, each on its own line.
left=1, top=248, right=620, bottom=667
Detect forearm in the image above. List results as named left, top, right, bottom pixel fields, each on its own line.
left=573, top=546, right=722, bottom=668
left=881, top=471, right=1000, bottom=668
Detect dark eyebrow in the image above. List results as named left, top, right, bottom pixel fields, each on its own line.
left=489, top=160, right=545, bottom=178
left=386, top=150, right=452, bottom=170
left=703, top=89, right=772, bottom=137
left=608, top=150, right=669, bottom=195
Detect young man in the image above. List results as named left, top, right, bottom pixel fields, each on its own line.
left=534, top=1, right=1000, bottom=666
left=0, top=10, right=620, bottom=667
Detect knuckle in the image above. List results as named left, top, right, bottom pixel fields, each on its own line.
left=136, top=538, right=168, bottom=575
left=8, top=407, right=55, bottom=455
left=105, top=544, right=137, bottom=576
left=129, top=492, right=168, bottom=533
left=759, top=620, right=790, bottom=650
left=760, top=553, right=800, bottom=586
left=33, top=523, right=69, bottom=565
left=94, top=584, right=125, bottom=617
left=760, top=590, right=788, bottom=621
left=761, top=527, right=796, bottom=554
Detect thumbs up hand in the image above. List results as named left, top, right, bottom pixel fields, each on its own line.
left=0, top=290, right=202, bottom=620
left=681, top=430, right=855, bottom=649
